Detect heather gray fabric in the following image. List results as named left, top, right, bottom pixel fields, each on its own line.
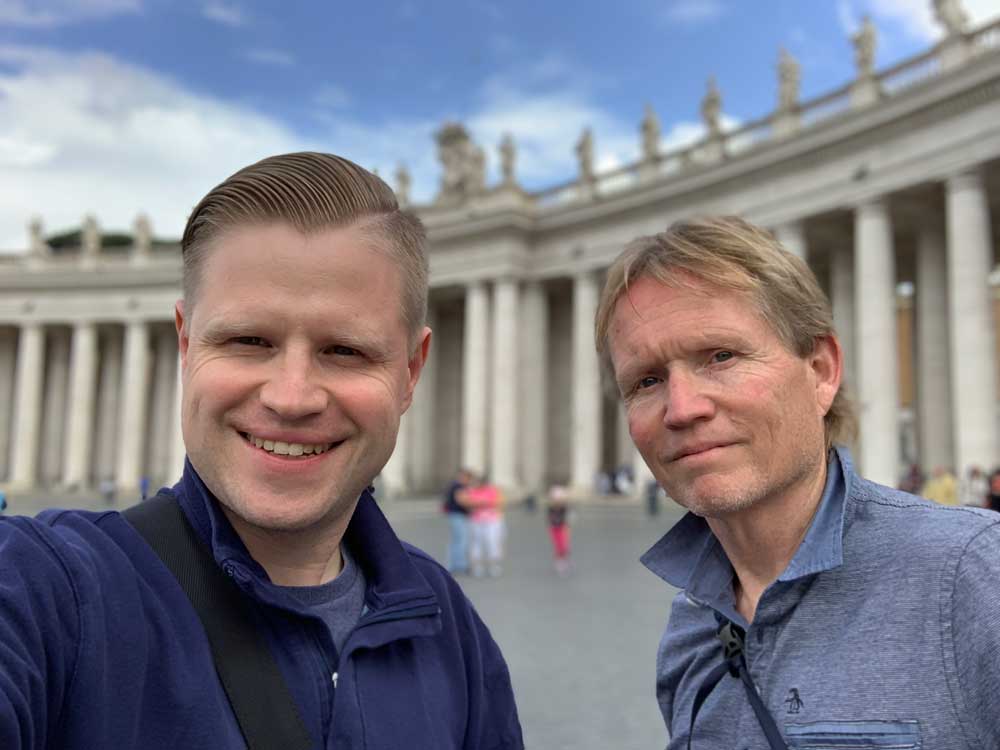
left=281, top=543, right=366, bottom=658
left=642, top=447, right=1000, bottom=750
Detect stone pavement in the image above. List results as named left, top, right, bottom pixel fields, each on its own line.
left=386, top=500, right=683, bottom=750
left=3, top=489, right=683, bottom=749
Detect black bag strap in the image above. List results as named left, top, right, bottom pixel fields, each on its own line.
left=687, top=620, right=788, bottom=750
left=123, top=492, right=313, bottom=750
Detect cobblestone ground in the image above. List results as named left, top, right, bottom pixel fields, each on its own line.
left=386, top=500, right=683, bottom=750
left=4, top=489, right=684, bottom=750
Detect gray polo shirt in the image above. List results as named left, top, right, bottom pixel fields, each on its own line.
left=642, top=447, right=1000, bottom=750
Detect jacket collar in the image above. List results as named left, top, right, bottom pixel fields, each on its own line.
left=640, top=446, right=852, bottom=610
left=172, top=460, right=440, bottom=625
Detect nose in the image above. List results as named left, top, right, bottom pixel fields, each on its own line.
left=663, top=369, right=715, bottom=429
left=259, top=349, right=329, bottom=420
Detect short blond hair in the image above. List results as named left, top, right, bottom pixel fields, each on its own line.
left=181, top=152, right=428, bottom=342
left=595, top=215, right=856, bottom=449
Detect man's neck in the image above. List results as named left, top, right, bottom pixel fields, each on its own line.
left=223, top=507, right=351, bottom=587
left=707, top=457, right=828, bottom=623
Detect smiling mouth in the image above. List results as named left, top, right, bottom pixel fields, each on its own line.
left=240, top=431, right=341, bottom=457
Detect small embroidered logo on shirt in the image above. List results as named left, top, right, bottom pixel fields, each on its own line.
left=784, top=688, right=804, bottom=714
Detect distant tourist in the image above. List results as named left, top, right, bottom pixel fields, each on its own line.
left=441, top=468, right=472, bottom=575
left=546, top=485, right=573, bottom=575
left=960, top=465, right=988, bottom=507
left=920, top=466, right=958, bottom=506
left=459, top=474, right=506, bottom=577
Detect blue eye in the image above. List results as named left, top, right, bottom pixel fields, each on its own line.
left=637, top=376, right=660, bottom=390
left=712, top=351, right=734, bottom=363
left=331, top=345, right=359, bottom=356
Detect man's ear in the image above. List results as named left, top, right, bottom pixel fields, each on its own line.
left=175, top=300, right=189, bottom=369
left=810, top=334, right=843, bottom=417
left=402, top=326, right=432, bottom=413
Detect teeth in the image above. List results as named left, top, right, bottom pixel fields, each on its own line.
left=245, top=433, right=333, bottom=457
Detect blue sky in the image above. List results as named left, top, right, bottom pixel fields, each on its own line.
left=0, top=0, right=996, bottom=250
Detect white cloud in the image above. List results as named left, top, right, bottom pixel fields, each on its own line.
left=244, top=48, right=295, bottom=67
left=0, top=0, right=138, bottom=27
left=0, top=45, right=307, bottom=249
left=663, top=0, right=725, bottom=26
left=839, top=0, right=997, bottom=42
left=0, top=45, right=446, bottom=250
left=202, top=1, right=246, bottom=27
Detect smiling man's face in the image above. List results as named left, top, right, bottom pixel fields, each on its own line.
left=176, top=221, right=428, bottom=537
left=608, top=273, right=835, bottom=518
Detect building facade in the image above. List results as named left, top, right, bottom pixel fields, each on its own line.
left=2, top=4, right=999, bottom=499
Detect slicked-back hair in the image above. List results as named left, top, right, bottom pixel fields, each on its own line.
left=595, top=215, right=857, bottom=451
left=181, top=152, right=429, bottom=343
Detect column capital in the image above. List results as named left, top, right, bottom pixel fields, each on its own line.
left=945, top=167, right=984, bottom=193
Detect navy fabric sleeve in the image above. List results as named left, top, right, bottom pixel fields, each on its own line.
left=0, top=518, right=82, bottom=750
left=948, top=519, right=1000, bottom=750
left=408, top=552, right=523, bottom=750
left=463, top=601, right=522, bottom=750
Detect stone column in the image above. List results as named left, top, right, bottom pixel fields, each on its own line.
left=169, top=354, right=186, bottom=483
left=571, top=270, right=602, bottom=492
left=946, top=169, right=998, bottom=473
left=0, top=330, right=16, bottom=481
left=40, top=329, right=70, bottom=487
left=830, top=243, right=856, bottom=392
left=116, top=320, right=150, bottom=494
left=490, top=278, right=519, bottom=490
left=63, top=321, right=99, bottom=489
left=381, top=410, right=409, bottom=500
left=95, top=329, right=123, bottom=485
left=915, top=219, right=953, bottom=471
left=775, top=220, right=807, bottom=260
left=409, top=306, right=438, bottom=492
left=854, top=199, right=899, bottom=485
left=9, top=323, right=45, bottom=488
left=147, top=328, right=178, bottom=484
left=519, top=281, right=549, bottom=495
left=461, top=282, right=490, bottom=476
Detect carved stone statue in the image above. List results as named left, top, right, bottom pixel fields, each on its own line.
left=701, top=77, right=722, bottom=137
left=81, top=215, right=100, bottom=257
left=394, top=163, right=411, bottom=206
left=933, top=0, right=969, bottom=37
left=434, top=122, right=486, bottom=204
left=575, top=127, right=594, bottom=183
left=499, top=133, right=516, bottom=185
left=852, top=15, right=876, bottom=78
left=640, top=104, right=661, bottom=162
left=133, top=213, right=152, bottom=256
left=778, top=48, right=800, bottom=111
left=28, top=217, right=47, bottom=256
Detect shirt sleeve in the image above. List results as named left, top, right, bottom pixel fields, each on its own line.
left=0, top=518, right=82, bottom=750
left=948, top=519, right=1000, bottom=750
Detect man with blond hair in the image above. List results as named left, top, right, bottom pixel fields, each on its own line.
left=596, top=216, right=1000, bottom=749
left=0, top=152, right=523, bottom=749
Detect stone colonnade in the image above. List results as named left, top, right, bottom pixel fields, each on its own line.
left=384, top=170, right=998, bottom=496
left=0, top=319, right=183, bottom=494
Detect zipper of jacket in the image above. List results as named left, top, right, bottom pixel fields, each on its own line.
left=356, top=601, right=440, bottom=627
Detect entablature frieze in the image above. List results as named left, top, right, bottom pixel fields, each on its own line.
left=0, top=287, right=179, bottom=326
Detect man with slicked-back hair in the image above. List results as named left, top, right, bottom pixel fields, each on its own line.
left=0, top=152, right=524, bottom=749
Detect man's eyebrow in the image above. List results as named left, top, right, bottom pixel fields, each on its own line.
left=198, top=319, right=262, bottom=340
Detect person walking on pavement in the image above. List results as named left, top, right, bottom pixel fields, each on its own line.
left=442, top=468, right=472, bottom=574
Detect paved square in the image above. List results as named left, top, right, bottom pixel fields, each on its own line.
left=387, top=501, right=683, bottom=750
